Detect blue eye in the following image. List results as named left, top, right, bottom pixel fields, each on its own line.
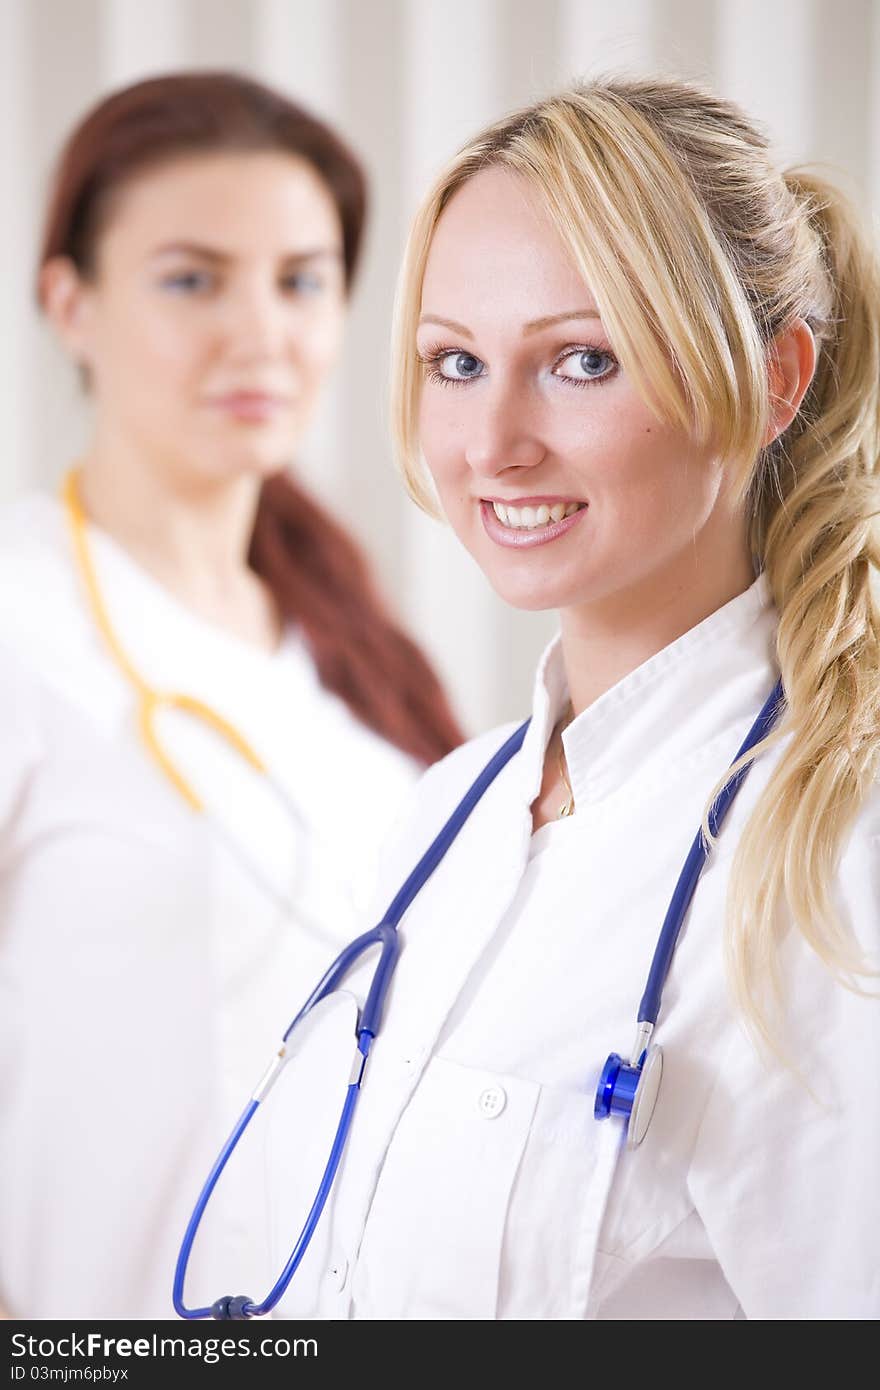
left=282, top=272, right=325, bottom=295
left=161, top=270, right=213, bottom=293
left=440, top=351, right=483, bottom=380
left=554, top=347, right=617, bottom=384
left=436, top=351, right=484, bottom=382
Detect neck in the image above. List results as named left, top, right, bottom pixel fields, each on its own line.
left=560, top=535, right=756, bottom=718
left=76, top=431, right=281, bottom=653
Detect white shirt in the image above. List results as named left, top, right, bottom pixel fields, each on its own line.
left=0, top=491, right=420, bottom=1319
left=267, top=575, right=880, bottom=1320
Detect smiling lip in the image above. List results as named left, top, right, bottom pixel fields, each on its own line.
left=480, top=498, right=588, bottom=548
left=483, top=495, right=580, bottom=507
left=208, top=391, right=288, bottom=422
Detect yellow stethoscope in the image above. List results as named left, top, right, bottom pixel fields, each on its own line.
left=62, top=466, right=312, bottom=911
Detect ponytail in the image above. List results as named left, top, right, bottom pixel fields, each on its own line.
left=729, top=170, right=880, bottom=1042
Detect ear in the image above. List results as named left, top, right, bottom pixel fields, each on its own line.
left=763, top=316, right=817, bottom=446
left=39, top=256, right=95, bottom=365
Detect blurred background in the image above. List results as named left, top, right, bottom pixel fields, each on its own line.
left=3, top=0, right=879, bottom=734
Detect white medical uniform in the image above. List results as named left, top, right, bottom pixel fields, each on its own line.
left=0, top=490, right=420, bottom=1320
left=268, top=574, right=880, bottom=1320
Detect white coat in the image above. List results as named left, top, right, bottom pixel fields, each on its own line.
left=266, top=575, right=880, bottom=1320
left=0, top=491, right=420, bottom=1319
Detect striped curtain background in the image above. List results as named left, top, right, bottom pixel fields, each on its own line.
left=3, top=0, right=878, bottom=732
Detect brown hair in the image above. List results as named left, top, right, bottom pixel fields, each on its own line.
left=39, top=71, right=462, bottom=766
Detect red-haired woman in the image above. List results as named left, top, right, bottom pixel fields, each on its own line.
left=0, top=72, right=461, bottom=1320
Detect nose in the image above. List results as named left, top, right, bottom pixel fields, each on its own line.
left=463, top=378, right=546, bottom=479
left=221, top=277, right=291, bottom=361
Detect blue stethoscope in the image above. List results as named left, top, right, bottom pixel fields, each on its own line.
left=174, top=678, right=785, bottom=1320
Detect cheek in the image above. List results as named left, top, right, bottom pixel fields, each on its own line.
left=418, top=391, right=466, bottom=487
left=97, top=293, right=208, bottom=386
left=299, top=308, right=345, bottom=379
left=574, top=402, right=693, bottom=503
left=592, top=426, right=722, bottom=553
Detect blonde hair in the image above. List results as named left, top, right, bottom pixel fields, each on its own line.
left=390, top=75, right=880, bottom=1047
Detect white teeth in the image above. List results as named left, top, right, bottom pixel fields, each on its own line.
left=491, top=500, right=584, bottom=530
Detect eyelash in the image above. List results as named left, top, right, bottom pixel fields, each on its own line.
left=416, top=342, right=619, bottom=389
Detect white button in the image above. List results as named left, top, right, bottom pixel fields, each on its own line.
left=329, top=1255, right=348, bottom=1291
left=478, top=1085, right=507, bottom=1118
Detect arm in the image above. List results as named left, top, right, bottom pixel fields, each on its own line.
left=687, top=860, right=880, bottom=1319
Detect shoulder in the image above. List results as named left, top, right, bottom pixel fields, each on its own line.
left=0, top=490, right=94, bottom=685
left=0, top=489, right=76, bottom=619
left=418, top=720, right=524, bottom=803
left=374, top=719, right=525, bottom=891
left=0, top=490, right=68, bottom=570
left=406, top=719, right=524, bottom=827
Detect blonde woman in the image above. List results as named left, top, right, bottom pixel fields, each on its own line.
left=202, top=76, right=878, bottom=1321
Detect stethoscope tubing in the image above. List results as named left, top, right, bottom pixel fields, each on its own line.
left=62, top=467, right=337, bottom=918
left=379, top=719, right=531, bottom=929
left=638, top=678, right=784, bottom=1024
left=253, top=1078, right=363, bottom=1317
left=173, top=1077, right=365, bottom=1320
left=173, top=1099, right=259, bottom=1319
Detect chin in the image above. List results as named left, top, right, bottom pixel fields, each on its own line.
left=485, top=571, right=572, bottom=614
left=203, top=442, right=294, bottom=484
left=473, top=543, right=582, bottom=614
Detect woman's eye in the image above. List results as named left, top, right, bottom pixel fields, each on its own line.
left=282, top=272, right=325, bottom=295
left=554, top=347, right=617, bottom=384
left=161, top=270, right=213, bottom=293
left=435, top=351, right=485, bottom=382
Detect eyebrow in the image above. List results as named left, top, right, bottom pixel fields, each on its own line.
left=418, top=309, right=603, bottom=338
left=150, top=241, right=343, bottom=264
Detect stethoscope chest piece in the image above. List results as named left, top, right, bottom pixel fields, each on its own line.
left=594, top=1044, right=663, bottom=1149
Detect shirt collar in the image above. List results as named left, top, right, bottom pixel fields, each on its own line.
left=516, top=573, right=778, bottom=810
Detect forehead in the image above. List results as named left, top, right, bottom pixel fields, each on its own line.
left=99, top=150, right=342, bottom=258
left=421, top=166, right=594, bottom=322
